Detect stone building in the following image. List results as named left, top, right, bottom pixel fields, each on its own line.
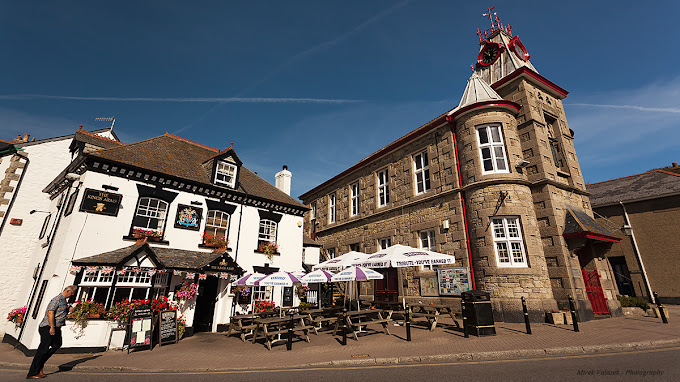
left=589, top=166, right=680, bottom=304
left=300, top=17, right=622, bottom=321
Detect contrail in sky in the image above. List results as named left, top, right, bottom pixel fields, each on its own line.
left=0, top=94, right=360, bottom=104
left=567, top=103, right=680, bottom=113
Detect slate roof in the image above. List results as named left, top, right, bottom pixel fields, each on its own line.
left=587, top=170, right=680, bottom=207
left=563, top=205, right=620, bottom=241
left=303, top=237, right=321, bottom=247
left=88, top=133, right=304, bottom=208
left=72, top=242, right=241, bottom=271
left=73, top=129, right=124, bottom=150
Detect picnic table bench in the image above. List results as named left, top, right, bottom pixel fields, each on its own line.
left=333, top=309, right=394, bottom=341
left=409, top=304, right=460, bottom=331
left=305, top=307, right=342, bottom=329
left=226, top=313, right=262, bottom=341
left=251, top=314, right=316, bottom=350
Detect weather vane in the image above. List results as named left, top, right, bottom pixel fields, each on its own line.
left=477, top=6, right=512, bottom=42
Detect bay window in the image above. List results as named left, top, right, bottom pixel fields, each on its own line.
left=492, top=216, right=528, bottom=267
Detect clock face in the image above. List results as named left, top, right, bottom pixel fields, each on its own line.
left=477, top=42, right=503, bottom=67
left=509, top=36, right=530, bottom=61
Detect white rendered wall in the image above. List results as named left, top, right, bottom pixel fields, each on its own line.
left=0, top=138, right=74, bottom=336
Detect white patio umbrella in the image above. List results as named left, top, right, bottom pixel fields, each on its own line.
left=255, top=271, right=302, bottom=316
left=331, top=266, right=384, bottom=311
left=354, top=244, right=456, bottom=308
left=300, top=270, right=336, bottom=308
left=313, top=251, right=370, bottom=272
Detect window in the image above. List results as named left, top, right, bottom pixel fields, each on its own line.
left=132, top=197, right=169, bottom=234
left=492, top=216, right=527, bottom=267
left=419, top=229, right=436, bottom=270
left=39, top=214, right=51, bottom=239
left=413, top=151, right=431, bottom=194
left=258, top=219, right=277, bottom=242
left=310, top=202, right=316, bottom=220
left=205, top=210, right=229, bottom=241
left=350, top=183, right=359, bottom=216
left=477, top=124, right=508, bottom=173
left=252, top=286, right=272, bottom=301
left=378, top=237, right=391, bottom=250
left=349, top=243, right=361, bottom=252
left=215, top=161, right=237, bottom=188
left=377, top=169, right=389, bottom=207
left=326, top=248, right=336, bottom=259
left=328, top=193, right=336, bottom=224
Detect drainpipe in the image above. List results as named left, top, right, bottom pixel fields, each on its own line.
left=446, top=116, right=476, bottom=290
left=620, top=201, right=654, bottom=301
left=0, top=151, right=29, bottom=236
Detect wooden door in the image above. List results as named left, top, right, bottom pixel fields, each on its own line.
left=374, top=268, right=398, bottom=302
left=582, top=269, right=609, bottom=314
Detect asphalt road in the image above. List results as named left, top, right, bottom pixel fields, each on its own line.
left=5, top=346, right=679, bottom=382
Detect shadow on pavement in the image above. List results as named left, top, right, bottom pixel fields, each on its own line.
left=50, top=354, right=101, bottom=374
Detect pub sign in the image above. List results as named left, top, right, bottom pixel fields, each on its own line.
left=79, top=188, right=122, bottom=216
left=174, top=204, right=202, bottom=231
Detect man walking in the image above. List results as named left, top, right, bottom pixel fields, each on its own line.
left=26, top=285, right=76, bottom=379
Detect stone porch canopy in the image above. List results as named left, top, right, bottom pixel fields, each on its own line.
left=562, top=205, right=621, bottom=243
left=72, top=240, right=245, bottom=275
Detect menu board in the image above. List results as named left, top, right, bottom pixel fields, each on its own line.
left=128, top=308, right=153, bottom=352
left=419, top=277, right=438, bottom=297
left=437, top=267, right=471, bottom=295
left=158, top=310, right=178, bottom=346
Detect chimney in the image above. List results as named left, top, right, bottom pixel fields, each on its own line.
left=275, top=165, right=292, bottom=195
left=673, top=162, right=678, bottom=167
left=22, top=134, right=30, bottom=142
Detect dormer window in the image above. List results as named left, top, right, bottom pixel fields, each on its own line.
left=215, top=161, right=237, bottom=188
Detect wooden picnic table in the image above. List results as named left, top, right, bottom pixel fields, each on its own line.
left=251, top=314, right=316, bottom=350
left=302, top=307, right=342, bottom=329
left=226, top=313, right=262, bottom=341
left=333, top=308, right=394, bottom=341
left=408, top=303, right=460, bottom=331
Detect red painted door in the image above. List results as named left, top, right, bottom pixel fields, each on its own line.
left=582, top=269, right=609, bottom=314
left=374, top=268, right=398, bottom=302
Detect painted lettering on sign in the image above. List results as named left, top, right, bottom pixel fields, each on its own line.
left=79, top=188, right=123, bottom=216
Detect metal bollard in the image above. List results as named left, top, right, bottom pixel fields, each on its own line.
left=568, top=295, right=579, bottom=332
left=653, top=292, right=668, bottom=324
left=341, top=308, right=347, bottom=345
left=287, top=314, right=293, bottom=351
left=405, top=304, right=411, bottom=342
left=461, top=300, right=469, bottom=338
left=521, top=296, right=532, bottom=335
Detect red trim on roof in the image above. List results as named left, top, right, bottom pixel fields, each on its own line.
left=0, top=139, right=11, bottom=144
left=163, top=133, right=219, bottom=152
left=299, top=112, right=451, bottom=199
left=77, top=129, right=125, bottom=145
left=491, top=67, right=569, bottom=98
left=654, top=169, right=680, bottom=177
left=449, top=99, right=521, bottom=120
left=563, top=231, right=621, bottom=243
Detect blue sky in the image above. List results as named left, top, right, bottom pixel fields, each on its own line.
left=1, top=1, right=679, bottom=198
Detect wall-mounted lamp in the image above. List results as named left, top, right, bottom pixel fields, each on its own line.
left=515, top=160, right=530, bottom=169
left=29, top=210, right=50, bottom=215
left=621, top=224, right=633, bottom=237
left=442, top=219, right=450, bottom=230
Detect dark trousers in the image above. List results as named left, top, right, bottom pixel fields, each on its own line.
left=27, top=326, right=62, bottom=377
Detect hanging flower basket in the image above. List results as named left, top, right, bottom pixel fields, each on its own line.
left=202, top=233, right=228, bottom=249
left=7, top=306, right=26, bottom=327
left=257, top=241, right=279, bottom=262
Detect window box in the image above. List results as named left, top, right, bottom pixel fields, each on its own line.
left=132, top=228, right=163, bottom=241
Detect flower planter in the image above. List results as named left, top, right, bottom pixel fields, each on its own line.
left=563, top=312, right=573, bottom=325
left=546, top=312, right=564, bottom=324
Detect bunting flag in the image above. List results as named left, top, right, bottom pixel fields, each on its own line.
left=185, top=272, right=195, bottom=279
left=208, top=273, right=218, bottom=277
left=173, top=270, right=182, bottom=276
left=219, top=273, right=229, bottom=279
left=229, top=274, right=238, bottom=282
left=157, top=269, right=167, bottom=273
left=85, top=266, right=99, bottom=273
left=198, top=273, right=207, bottom=280
left=116, top=269, right=126, bottom=275
left=148, top=269, right=157, bottom=276
left=68, top=265, right=82, bottom=274
left=100, top=266, right=114, bottom=274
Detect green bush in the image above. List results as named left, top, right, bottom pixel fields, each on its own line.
left=617, top=295, right=650, bottom=311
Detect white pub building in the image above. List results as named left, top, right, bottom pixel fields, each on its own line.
left=4, top=133, right=308, bottom=352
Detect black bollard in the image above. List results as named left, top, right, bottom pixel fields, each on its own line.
left=287, top=314, right=293, bottom=351
left=653, top=292, right=668, bottom=324
left=341, top=308, right=347, bottom=345
left=568, top=295, right=579, bottom=332
left=461, top=300, right=469, bottom=338
left=521, top=297, right=532, bottom=335
left=405, top=304, right=411, bottom=342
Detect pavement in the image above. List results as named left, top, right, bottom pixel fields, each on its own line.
left=1, top=306, right=678, bottom=373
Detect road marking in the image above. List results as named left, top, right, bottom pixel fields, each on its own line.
left=1, top=346, right=678, bottom=376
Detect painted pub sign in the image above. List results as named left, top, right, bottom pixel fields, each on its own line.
left=174, top=204, right=202, bottom=231
left=79, top=188, right=123, bottom=216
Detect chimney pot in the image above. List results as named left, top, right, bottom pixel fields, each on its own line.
left=22, top=134, right=30, bottom=142
left=283, top=165, right=288, bottom=170
left=673, top=162, right=678, bottom=167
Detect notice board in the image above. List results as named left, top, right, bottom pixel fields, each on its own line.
left=437, top=267, right=471, bottom=296
left=128, top=308, right=153, bottom=352
left=158, top=310, right=178, bottom=346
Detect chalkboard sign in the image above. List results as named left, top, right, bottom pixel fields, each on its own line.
left=128, top=308, right=153, bottom=353
left=158, top=310, right=178, bottom=346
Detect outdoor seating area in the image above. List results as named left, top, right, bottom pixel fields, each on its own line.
left=409, top=304, right=460, bottom=331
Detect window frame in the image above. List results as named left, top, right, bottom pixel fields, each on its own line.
left=258, top=219, right=278, bottom=242
left=328, top=193, right=336, bottom=224
left=413, top=151, right=431, bottom=195
left=377, top=168, right=389, bottom=207
left=205, top=209, right=230, bottom=241
left=350, top=182, right=359, bottom=217
left=378, top=237, right=391, bottom=250
left=39, top=214, right=51, bottom=239
left=214, top=161, right=238, bottom=188
left=477, top=124, right=509, bottom=174
left=310, top=201, right=316, bottom=221
left=492, top=216, right=528, bottom=268
left=419, top=229, right=437, bottom=270
left=132, top=197, right=169, bottom=235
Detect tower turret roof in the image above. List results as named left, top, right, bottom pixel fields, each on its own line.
left=448, top=73, right=502, bottom=115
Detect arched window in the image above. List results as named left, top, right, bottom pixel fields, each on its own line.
left=132, top=197, right=169, bottom=234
